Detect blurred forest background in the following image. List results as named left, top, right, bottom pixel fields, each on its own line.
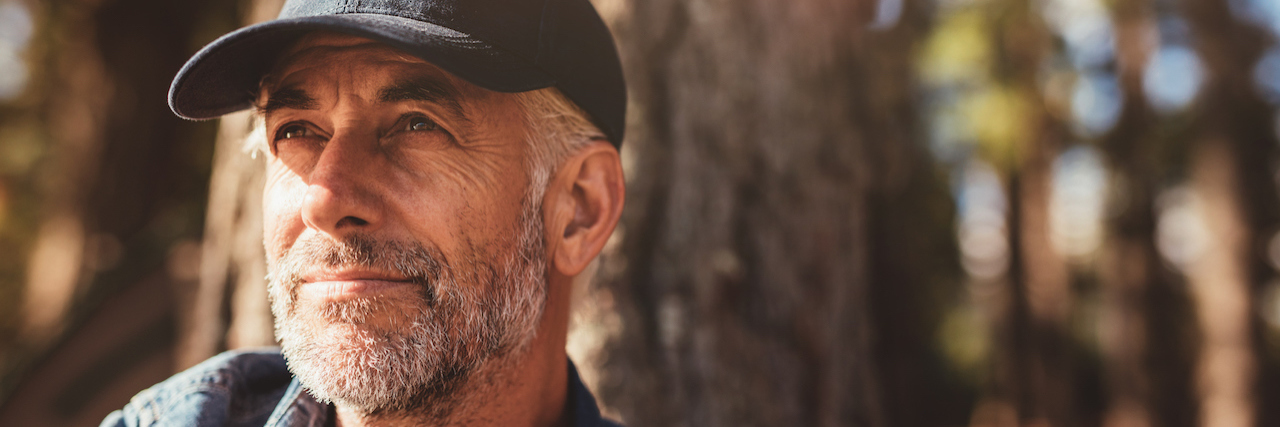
left=2, top=0, right=1280, bottom=426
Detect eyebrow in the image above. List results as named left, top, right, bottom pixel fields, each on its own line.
left=256, top=76, right=468, bottom=122
left=259, top=87, right=319, bottom=114
left=378, top=76, right=466, bottom=120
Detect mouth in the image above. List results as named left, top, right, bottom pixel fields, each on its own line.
left=299, top=270, right=416, bottom=300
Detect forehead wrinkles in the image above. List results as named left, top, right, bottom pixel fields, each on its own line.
left=262, top=39, right=462, bottom=93
left=266, top=54, right=414, bottom=100
left=268, top=37, right=417, bottom=77
left=257, top=43, right=488, bottom=127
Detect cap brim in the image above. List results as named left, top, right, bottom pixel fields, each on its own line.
left=169, top=13, right=555, bottom=120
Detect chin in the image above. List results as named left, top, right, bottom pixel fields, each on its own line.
left=277, top=299, right=455, bottom=413
left=261, top=215, right=549, bottom=417
left=313, top=293, right=427, bottom=331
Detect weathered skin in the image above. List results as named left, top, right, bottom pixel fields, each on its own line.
left=258, top=33, right=625, bottom=427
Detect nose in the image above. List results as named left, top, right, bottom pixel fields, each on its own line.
left=300, top=132, right=383, bottom=237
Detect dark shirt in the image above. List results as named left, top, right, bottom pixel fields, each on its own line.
left=100, top=348, right=621, bottom=427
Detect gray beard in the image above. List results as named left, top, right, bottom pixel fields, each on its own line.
left=266, top=202, right=547, bottom=421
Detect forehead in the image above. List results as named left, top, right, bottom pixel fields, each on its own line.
left=256, top=32, right=532, bottom=146
left=260, top=32, right=483, bottom=101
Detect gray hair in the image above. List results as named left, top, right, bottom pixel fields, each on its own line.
left=512, top=87, right=606, bottom=201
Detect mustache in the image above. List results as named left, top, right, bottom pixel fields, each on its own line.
left=272, top=233, right=447, bottom=307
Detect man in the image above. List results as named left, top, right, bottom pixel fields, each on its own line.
left=101, top=0, right=626, bottom=426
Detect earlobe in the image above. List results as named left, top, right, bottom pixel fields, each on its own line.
left=548, top=142, right=625, bottom=277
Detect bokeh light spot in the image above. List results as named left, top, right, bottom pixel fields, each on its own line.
left=1042, top=0, right=1115, bottom=69
left=1050, top=145, right=1108, bottom=260
left=956, top=159, right=1009, bottom=280
left=1071, top=72, right=1123, bottom=136
left=1144, top=45, right=1204, bottom=112
left=1229, top=0, right=1280, bottom=39
left=0, top=0, right=33, bottom=101
left=1156, top=186, right=1209, bottom=271
left=868, top=0, right=903, bottom=30
left=1253, top=47, right=1280, bottom=105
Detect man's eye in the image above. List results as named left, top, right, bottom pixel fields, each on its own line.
left=407, top=116, right=439, bottom=132
left=277, top=124, right=313, bottom=140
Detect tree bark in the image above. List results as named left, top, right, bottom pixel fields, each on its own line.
left=598, top=0, right=905, bottom=425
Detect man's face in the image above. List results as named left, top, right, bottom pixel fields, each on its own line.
left=258, top=33, right=548, bottom=417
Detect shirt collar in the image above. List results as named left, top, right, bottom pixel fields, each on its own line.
left=265, top=358, right=613, bottom=427
left=566, top=358, right=616, bottom=427
left=265, top=375, right=330, bottom=427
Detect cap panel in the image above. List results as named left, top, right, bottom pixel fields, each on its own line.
left=169, top=14, right=553, bottom=120
left=172, top=0, right=626, bottom=146
left=537, top=0, right=626, bottom=143
left=279, top=0, right=548, bottom=65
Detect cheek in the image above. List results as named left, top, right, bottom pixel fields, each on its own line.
left=383, top=153, right=512, bottom=233
left=263, top=165, right=308, bottom=260
left=391, top=148, right=504, bottom=196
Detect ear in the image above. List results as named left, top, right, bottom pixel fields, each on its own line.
left=544, top=141, right=625, bottom=277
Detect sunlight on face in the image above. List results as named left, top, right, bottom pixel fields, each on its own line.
left=258, top=33, right=546, bottom=419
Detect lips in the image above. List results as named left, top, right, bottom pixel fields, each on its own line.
left=299, top=268, right=415, bottom=299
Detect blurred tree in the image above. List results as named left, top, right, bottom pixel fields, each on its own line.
left=180, top=0, right=284, bottom=371
left=922, top=0, right=1078, bottom=423
left=987, top=0, right=1077, bottom=424
left=859, top=3, right=976, bottom=427
left=0, top=0, right=236, bottom=423
left=597, top=0, right=965, bottom=426
left=1183, top=0, right=1280, bottom=426
left=1097, top=1, right=1199, bottom=427
left=16, top=0, right=223, bottom=373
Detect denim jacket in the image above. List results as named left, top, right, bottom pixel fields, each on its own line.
left=100, top=348, right=621, bottom=427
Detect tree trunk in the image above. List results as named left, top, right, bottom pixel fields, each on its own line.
left=1183, top=0, right=1280, bottom=426
left=1186, top=138, right=1254, bottom=427
left=180, top=111, right=271, bottom=369
left=598, top=0, right=904, bottom=425
left=180, top=0, right=286, bottom=369
left=19, top=0, right=225, bottom=365
left=20, top=0, right=111, bottom=343
left=1097, top=1, right=1163, bottom=426
left=988, top=0, right=1074, bottom=424
left=860, top=2, right=973, bottom=426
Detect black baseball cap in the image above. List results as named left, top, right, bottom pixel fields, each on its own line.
left=168, top=0, right=626, bottom=146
